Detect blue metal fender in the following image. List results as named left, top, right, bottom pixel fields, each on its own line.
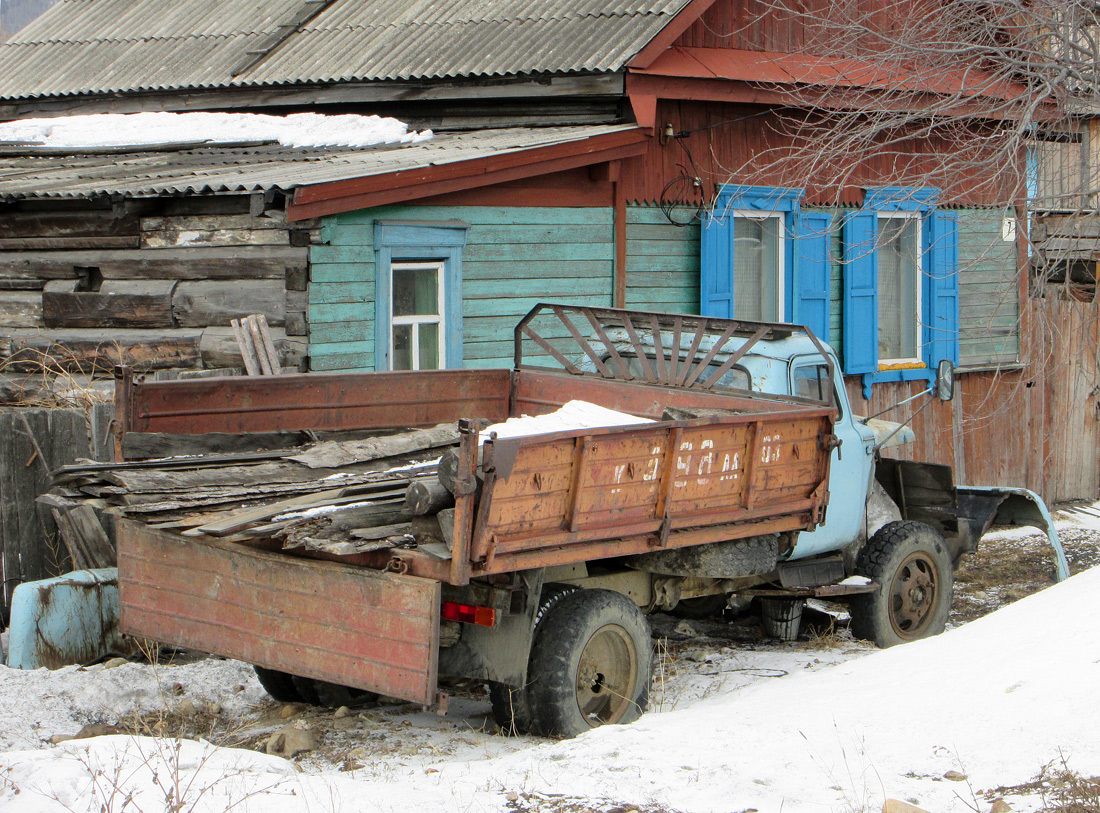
left=6, top=568, right=126, bottom=670
left=955, top=486, right=1070, bottom=582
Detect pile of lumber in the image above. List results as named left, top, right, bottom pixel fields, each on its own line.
left=41, top=422, right=473, bottom=567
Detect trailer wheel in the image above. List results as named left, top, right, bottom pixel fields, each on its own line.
left=253, top=666, right=304, bottom=703
left=526, top=589, right=653, bottom=739
left=489, top=583, right=577, bottom=735
left=850, top=521, right=953, bottom=648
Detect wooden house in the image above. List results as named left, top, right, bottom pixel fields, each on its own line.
left=0, top=0, right=1089, bottom=501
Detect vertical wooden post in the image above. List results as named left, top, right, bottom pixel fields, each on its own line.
left=612, top=162, right=627, bottom=309
left=112, top=365, right=134, bottom=462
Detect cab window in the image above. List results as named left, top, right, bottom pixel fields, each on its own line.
left=792, top=363, right=840, bottom=415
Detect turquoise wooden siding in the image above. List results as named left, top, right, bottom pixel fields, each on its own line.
left=310, top=206, right=614, bottom=371
left=957, top=209, right=1020, bottom=366
left=309, top=203, right=1018, bottom=373
left=625, top=206, right=700, bottom=314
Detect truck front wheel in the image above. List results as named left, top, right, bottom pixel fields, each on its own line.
left=850, top=521, right=953, bottom=648
left=526, top=589, right=653, bottom=738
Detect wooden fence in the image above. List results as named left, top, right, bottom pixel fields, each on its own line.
left=0, top=403, right=113, bottom=617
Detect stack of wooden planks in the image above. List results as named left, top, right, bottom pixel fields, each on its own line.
left=43, top=421, right=469, bottom=566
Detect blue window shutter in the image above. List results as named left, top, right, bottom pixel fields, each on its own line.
left=794, top=212, right=831, bottom=340
left=701, top=210, right=733, bottom=318
left=925, top=211, right=960, bottom=366
left=842, top=211, right=879, bottom=374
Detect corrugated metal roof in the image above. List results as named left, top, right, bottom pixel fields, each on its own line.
left=0, top=0, right=691, bottom=100
left=0, top=124, right=639, bottom=199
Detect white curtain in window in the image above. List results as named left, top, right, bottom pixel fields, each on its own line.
left=877, top=218, right=920, bottom=360
left=733, top=217, right=780, bottom=321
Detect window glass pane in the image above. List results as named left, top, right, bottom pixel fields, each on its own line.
left=793, top=365, right=829, bottom=400
left=878, top=218, right=919, bottom=359
left=392, top=324, right=412, bottom=370
left=393, top=266, right=439, bottom=317
left=733, top=217, right=780, bottom=321
left=418, top=322, right=440, bottom=370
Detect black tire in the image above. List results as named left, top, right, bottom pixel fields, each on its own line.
left=850, top=520, right=953, bottom=648
left=253, top=666, right=304, bottom=703
left=312, top=680, right=378, bottom=709
left=526, top=589, right=653, bottom=739
left=291, top=674, right=322, bottom=706
left=489, top=583, right=577, bottom=735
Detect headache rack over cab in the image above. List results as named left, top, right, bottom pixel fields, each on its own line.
left=512, top=303, right=838, bottom=407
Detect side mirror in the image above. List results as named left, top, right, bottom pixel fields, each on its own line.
left=935, top=359, right=955, bottom=402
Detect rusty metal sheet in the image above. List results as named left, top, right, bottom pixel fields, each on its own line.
left=117, top=368, right=511, bottom=436
left=117, top=519, right=440, bottom=705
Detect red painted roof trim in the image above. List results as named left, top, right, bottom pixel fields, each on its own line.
left=628, top=0, right=723, bottom=71
left=631, top=46, right=1030, bottom=102
left=287, top=128, right=650, bottom=221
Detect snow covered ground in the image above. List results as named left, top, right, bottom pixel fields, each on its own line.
left=0, top=515, right=1097, bottom=812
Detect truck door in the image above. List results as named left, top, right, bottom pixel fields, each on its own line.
left=786, top=356, right=877, bottom=559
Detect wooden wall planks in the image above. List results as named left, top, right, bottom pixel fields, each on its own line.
left=310, top=204, right=616, bottom=372
left=0, top=199, right=309, bottom=379
left=0, top=403, right=114, bottom=615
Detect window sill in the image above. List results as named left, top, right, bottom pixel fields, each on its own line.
left=858, top=367, right=933, bottom=399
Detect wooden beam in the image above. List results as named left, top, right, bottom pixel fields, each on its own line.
left=287, top=130, right=649, bottom=220
left=625, top=73, right=1056, bottom=123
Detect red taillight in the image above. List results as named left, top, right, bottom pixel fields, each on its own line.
left=441, top=601, right=497, bottom=627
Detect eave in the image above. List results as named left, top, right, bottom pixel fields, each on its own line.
left=287, top=127, right=650, bottom=221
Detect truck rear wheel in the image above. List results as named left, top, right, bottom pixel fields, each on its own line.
left=526, top=589, right=653, bottom=738
left=850, top=521, right=953, bottom=648
left=489, top=583, right=577, bottom=735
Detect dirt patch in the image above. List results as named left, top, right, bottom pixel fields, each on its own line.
left=952, top=519, right=1100, bottom=625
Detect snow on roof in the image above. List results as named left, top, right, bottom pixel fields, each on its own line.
left=0, top=111, right=432, bottom=150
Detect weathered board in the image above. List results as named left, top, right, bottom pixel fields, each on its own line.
left=42, top=279, right=177, bottom=328
left=172, top=279, right=285, bottom=327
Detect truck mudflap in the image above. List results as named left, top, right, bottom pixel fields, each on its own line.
left=955, top=486, right=1070, bottom=582
left=117, top=519, right=441, bottom=705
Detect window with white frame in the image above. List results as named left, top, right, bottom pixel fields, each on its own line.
left=701, top=186, right=803, bottom=326
left=732, top=214, right=784, bottom=321
left=373, top=220, right=467, bottom=372
left=876, top=213, right=921, bottom=363
left=390, top=260, right=445, bottom=370
left=840, top=187, right=959, bottom=392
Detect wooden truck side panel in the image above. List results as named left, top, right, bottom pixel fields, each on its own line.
left=466, top=410, right=832, bottom=576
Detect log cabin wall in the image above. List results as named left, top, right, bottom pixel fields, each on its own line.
left=0, top=196, right=310, bottom=399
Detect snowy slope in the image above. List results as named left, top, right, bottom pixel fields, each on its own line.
left=1, top=564, right=1096, bottom=812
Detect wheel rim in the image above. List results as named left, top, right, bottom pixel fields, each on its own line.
left=888, top=551, right=941, bottom=639
left=574, top=624, right=638, bottom=727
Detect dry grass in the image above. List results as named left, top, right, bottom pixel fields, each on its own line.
left=505, top=790, right=686, bottom=813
